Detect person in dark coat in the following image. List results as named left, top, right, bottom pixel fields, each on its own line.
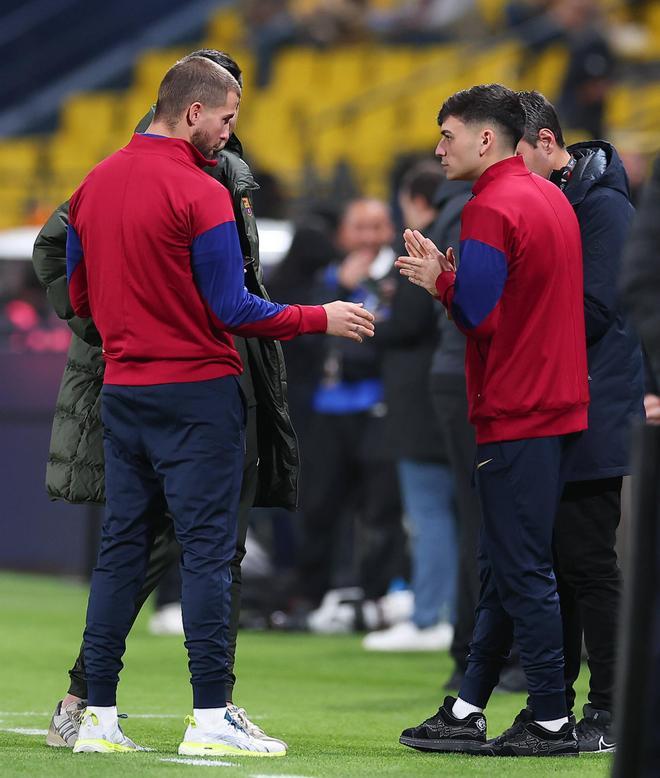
left=426, top=177, right=480, bottom=679
left=621, top=154, right=660, bottom=394
left=297, top=199, right=406, bottom=611
left=517, top=90, right=646, bottom=753
left=362, top=161, right=457, bottom=651
left=616, top=153, right=660, bottom=778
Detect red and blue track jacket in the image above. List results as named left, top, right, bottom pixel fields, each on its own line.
left=435, top=155, right=589, bottom=444
left=66, top=133, right=327, bottom=385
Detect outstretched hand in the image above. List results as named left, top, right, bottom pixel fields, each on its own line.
left=323, top=301, right=376, bottom=342
left=395, top=229, right=455, bottom=297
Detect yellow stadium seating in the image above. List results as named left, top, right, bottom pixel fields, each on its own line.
left=0, top=0, right=658, bottom=229
left=133, top=48, right=188, bottom=94
left=205, top=8, right=245, bottom=50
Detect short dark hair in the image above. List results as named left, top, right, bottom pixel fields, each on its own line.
left=399, top=160, right=444, bottom=205
left=437, top=83, right=526, bottom=149
left=183, top=48, right=243, bottom=88
left=518, top=90, right=565, bottom=148
left=153, top=56, right=241, bottom=130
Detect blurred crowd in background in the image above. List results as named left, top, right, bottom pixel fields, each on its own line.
left=0, top=0, right=659, bottom=657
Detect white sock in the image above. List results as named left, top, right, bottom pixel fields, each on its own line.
left=452, top=698, right=483, bottom=719
left=536, top=716, right=569, bottom=732
left=193, top=707, right=228, bottom=730
left=86, top=705, right=118, bottom=727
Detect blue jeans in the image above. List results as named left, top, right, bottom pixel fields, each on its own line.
left=397, top=460, right=457, bottom=628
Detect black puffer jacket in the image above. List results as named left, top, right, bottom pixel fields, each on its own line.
left=562, top=140, right=645, bottom=480
left=32, top=131, right=301, bottom=509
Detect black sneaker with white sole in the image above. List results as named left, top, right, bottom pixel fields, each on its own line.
left=485, top=707, right=578, bottom=757
left=399, top=695, right=487, bottom=754
left=575, top=704, right=615, bottom=753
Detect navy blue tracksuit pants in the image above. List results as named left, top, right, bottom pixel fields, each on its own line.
left=83, top=376, right=245, bottom=709
left=459, top=435, right=576, bottom=720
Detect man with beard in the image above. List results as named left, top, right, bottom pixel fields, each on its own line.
left=35, top=49, right=291, bottom=753
left=516, top=90, right=645, bottom=753
left=36, top=55, right=375, bottom=756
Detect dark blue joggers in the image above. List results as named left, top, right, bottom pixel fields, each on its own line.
left=83, top=376, right=245, bottom=709
left=459, top=434, right=577, bottom=720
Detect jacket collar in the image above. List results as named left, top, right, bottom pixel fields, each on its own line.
left=128, top=133, right=217, bottom=168
left=472, top=155, right=528, bottom=196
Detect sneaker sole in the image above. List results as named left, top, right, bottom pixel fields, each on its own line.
left=580, top=746, right=616, bottom=754
left=399, top=736, right=486, bottom=755
left=483, top=745, right=579, bottom=758
left=178, top=742, right=285, bottom=757
left=73, top=739, right=138, bottom=753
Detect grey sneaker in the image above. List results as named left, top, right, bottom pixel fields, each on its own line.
left=226, top=704, right=288, bottom=751
left=178, top=712, right=286, bottom=756
left=46, top=699, right=87, bottom=748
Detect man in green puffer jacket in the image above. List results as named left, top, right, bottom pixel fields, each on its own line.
left=33, top=49, right=294, bottom=750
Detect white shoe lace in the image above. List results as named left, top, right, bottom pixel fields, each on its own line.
left=227, top=706, right=266, bottom=738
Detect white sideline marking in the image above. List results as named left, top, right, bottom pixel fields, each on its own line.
left=0, top=711, right=50, bottom=717
left=1, top=727, right=48, bottom=736
left=159, top=758, right=237, bottom=767
left=0, top=710, right=181, bottom=719
left=0, top=710, right=270, bottom=721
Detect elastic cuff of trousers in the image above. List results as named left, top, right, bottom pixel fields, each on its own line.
left=530, top=692, right=568, bottom=721
left=193, top=682, right=227, bottom=709
left=87, top=682, right=117, bottom=707
left=67, top=676, right=88, bottom=700
left=225, top=683, right=235, bottom=703
left=457, top=676, right=494, bottom=710
left=68, top=670, right=87, bottom=700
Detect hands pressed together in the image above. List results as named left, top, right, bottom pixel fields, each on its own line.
left=395, top=228, right=455, bottom=297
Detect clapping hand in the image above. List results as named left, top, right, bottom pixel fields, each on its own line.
left=395, top=229, right=455, bottom=297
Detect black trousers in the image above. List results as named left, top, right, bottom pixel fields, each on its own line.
left=430, top=379, right=481, bottom=673
left=298, top=411, right=405, bottom=604
left=554, top=476, right=623, bottom=714
left=67, top=404, right=258, bottom=703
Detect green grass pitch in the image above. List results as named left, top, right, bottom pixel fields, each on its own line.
left=0, top=572, right=612, bottom=777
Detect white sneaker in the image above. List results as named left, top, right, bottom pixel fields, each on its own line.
left=148, top=603, right=184, bottom=636
left=73, top=710, right=146, bottom=753
left=227, top=704, right=287, bottom=750
left=307, top=588, right=380, bottom=634
left=362, top=620, right=454, bottom=652
left=378, top=589, right=414, bottom=626
left=178, top=713, right=286, bottom=757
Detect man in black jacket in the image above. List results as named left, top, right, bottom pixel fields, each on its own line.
left=426, top=177, right=482, bottom=686
left=297, top=199, right=406, bottom=613
left=517, top=90, right=645, bottom=753
left=362, top=161, right=457, bottom=651
left=617, top=153, right=660, bottom=778
left=33, top=49, right=292, bottom=751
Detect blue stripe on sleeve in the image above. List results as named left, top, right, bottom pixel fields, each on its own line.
left=66, top=225, right=84, bottom=282
left=191, top=221, right=287, bottom=328
left=453, top=238, right=508, bottom=329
